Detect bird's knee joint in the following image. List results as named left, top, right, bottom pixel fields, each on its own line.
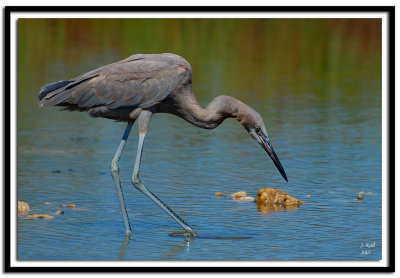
left=132, top=177, right=141, bottom=186
left=110, top=160, right=119, bottom=173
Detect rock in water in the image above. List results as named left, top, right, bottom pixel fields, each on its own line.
left=231, top=191, right=247, bottom=199
left=61, top=204, right=76, bottom=208
left=25, top=214, right=54, bottom=219
left=238, top=196, right=255, bottom=201
left=214, top=192, right=229, bottom=197
left=18, top=201, right=30, bottom=216
left=255, top=188, right=304, bottom=213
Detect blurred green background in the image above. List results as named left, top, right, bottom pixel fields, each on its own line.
left=18, top=18, right=381, bottom=105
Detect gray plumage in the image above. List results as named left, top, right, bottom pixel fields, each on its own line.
left=39, top=54, right=191, bottom=120
left=39, top=53, right=287, bottom=237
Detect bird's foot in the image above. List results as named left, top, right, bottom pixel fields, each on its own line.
left=169, top=229, right=197, bottom=239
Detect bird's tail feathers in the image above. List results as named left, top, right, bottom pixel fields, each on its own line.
left=38, top=80, right=72, bottom=107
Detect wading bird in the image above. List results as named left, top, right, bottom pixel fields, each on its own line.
left=38, top=53, right=287, bottom=237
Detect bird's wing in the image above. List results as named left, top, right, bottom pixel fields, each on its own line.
left=39, top=54, right=192, bottom=110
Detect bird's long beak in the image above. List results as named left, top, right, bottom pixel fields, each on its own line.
left=259, top=134, right=288, bottom=182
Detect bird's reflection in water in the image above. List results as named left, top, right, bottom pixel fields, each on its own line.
left=117, top=232, right=253, bottom=259
left=117, top=232, right=194, bottom=260
left=161, top=235, right=194, bottom=259
left=118, top=234, right=131, bottom=260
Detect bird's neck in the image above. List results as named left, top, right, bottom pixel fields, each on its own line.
left=173, top=93, right=247, bottom=130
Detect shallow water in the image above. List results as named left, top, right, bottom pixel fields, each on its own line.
left=17, top=18, right=382, bottom=260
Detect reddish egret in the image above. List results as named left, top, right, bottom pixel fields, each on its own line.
left=38, top=53, right=287, bottom=237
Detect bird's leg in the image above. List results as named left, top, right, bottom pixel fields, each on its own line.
left=131, top=110, right=196, bottom=237
left=110, top=122, right=133, bottom=235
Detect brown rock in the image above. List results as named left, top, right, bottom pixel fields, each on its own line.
left=255, top=188, right=304, bottom=213
left=25, top=214, right=54, bottom=220
left=18, top=201, right=30, bottom=216
left=214, top=192, right=229, bottom=197
left=61, top=204, right=76, bottom=208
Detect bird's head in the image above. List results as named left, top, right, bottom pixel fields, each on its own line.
left=238, top=108, right=288, bottom=182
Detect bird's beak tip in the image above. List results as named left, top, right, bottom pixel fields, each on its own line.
left=282, top=169, right=288, bottom=182
left=280, top=168, right=288, bottom=183
left=259, top=134, right=288, bottom=183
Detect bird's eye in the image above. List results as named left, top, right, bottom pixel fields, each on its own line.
left=255, top=126, right=261, bottom=133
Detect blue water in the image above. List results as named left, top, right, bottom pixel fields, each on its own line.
left=17, top=87, right=382, bottom=260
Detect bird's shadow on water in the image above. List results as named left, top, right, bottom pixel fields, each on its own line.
left=118, top=234, right=131, bottom=260
left=164, top=232, right=252, bottom=259
left=162, top=232, right=252, bottom=260
left=169, top=231, right=252, bottom=240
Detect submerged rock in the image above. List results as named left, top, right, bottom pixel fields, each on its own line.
left=56, top=209, right=64, bottom=215
left=238, top=196, right=255, bottom=201
left=214, top=191, right=254, bottom=201
left=18, top=201, right=30, bottom=216
left=214, top=192, right=229, bottom=197
left=61, top=204, right=76, bottom=208
left=25, top=214, right=54, bottom=220
left=231, top=191, right=248, bottom=199
left=255, top=188, right=304, bottom=213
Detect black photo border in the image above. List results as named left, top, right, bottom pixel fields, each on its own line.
left=4, top=5, right=395, bottom=273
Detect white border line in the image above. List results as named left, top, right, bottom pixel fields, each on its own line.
left=380, top=12, right=388, bottom=270
left=11, top=11, right=386, bottom=18
left=10, top=11, right=389, bottom=268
